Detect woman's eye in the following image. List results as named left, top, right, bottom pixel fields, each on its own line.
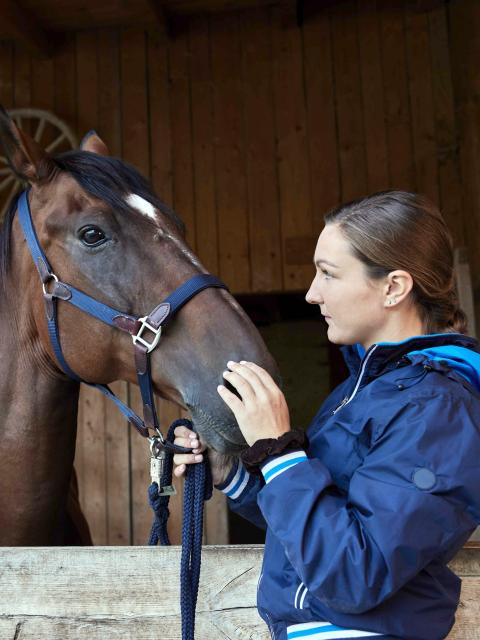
left=79, top=226, right=107, bottom=247
left=321, top=268, right=332, bottom=279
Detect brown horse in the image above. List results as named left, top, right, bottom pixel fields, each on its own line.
left=0, top=107, right=277, bottom=545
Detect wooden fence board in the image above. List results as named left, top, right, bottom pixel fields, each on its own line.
left=0, top=546, right=479, bottom=639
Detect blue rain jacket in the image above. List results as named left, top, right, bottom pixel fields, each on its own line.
left=225, top=333, right=480, bottom=640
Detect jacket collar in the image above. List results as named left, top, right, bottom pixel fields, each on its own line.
left=340, top=333, right=480, bottom=380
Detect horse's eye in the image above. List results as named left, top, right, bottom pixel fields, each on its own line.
left=79, top=226, right=107, bottom=247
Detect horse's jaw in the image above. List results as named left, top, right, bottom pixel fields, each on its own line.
left=187, top=403, right=246, bottom=454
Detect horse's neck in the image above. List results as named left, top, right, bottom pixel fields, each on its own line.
left=0, top=289, right=80, bottom=544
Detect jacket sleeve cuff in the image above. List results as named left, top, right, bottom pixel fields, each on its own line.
left=260, top=450, right=308, bottom=484
left=215, top=459, right=250, bottom=499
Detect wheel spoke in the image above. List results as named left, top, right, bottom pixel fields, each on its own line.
left=46, top=133, right=66, bottom=153
left=34, top=118, right=46, bottom=143
left=0, top=174, right=15, bottom=193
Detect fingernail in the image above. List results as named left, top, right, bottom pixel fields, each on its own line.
left=240, top=360, right=247, bottom=364
left=189, top=433, right=197, bottom=440
left=191, top=440, right=199, bottom=448
left=227, top=360, right=236, bottom=367
left=217, top=385, right=224, bottom=392
left=194, top=454, right=203, bottom=462
left=223, top=370, right=230, bottom=377
left=193, top=448, right=201, bottom=454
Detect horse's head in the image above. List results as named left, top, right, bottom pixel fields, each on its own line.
left=0, top=107, right=278, bottom=454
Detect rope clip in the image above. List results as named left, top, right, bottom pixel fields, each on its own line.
left=149, top=436, right=176, bottom=497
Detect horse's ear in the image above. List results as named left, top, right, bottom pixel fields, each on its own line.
left=80, top=130, right=109, bottom=156
left=0, top=105, right=55, bottom=184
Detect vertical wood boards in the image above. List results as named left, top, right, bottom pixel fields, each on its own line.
left=303, top=4, right=340, bottom=231
left=241, top=7, right=283, bottom=292
left=331, top=1, right=367, bottom=202
left=379, top=1, right=416, bottom=191
left=211, top=12, right=250, bottom=293
left=169, top=30, right=196, bottom=250
left=148, top=28, right=173, bottom=205
left=271, top=6, right=313, bottom=288
left=448, top=0, right=480, bottom=337
left=0, top=42, right=14, bottom=109
left=189, top=15, right=219, bottom=275
left=428, top=5, right=465, bottom=248
left=13, top=44, right=31, bottom=110
left=357, top=0, right=389, bottom=193
left=405, top=7, right=439, bottom=204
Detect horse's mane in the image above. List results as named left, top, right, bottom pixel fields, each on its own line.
left=0, top=151, right=184, bottom=284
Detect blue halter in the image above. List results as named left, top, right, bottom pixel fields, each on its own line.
left=16, top=190, right=228, bottom=452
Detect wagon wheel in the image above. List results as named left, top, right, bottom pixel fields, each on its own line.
left=0, top=108, right=78, bottom=221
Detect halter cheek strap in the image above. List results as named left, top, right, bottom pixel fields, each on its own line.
left=17, top=190, right=228, bottom=451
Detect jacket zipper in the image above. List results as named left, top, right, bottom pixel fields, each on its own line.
left=332, top=344, right=379, bottom=414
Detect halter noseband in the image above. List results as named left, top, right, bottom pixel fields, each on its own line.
left=16, top=190, right=228, bottom=453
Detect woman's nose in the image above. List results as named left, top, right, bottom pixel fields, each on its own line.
left=306, top=276, right=323, bottom=305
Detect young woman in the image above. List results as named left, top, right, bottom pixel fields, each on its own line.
left=173, top=191, right=480, bottom=640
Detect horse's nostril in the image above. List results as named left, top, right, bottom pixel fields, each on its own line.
left=223, top=378, right=242, bottom=400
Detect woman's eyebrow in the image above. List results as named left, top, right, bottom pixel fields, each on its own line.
left=315, top=259, right=339, bottom=268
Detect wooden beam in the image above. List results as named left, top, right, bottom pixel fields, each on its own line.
left=0, top=545, right=478, bottom=637
left=0, top=0, right=51, bottom=57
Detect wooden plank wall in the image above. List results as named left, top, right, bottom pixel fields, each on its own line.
left=0, top=0, right=469, bottom=545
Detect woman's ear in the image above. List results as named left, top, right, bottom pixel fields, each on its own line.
left=0, top=105, right=56, bottom=184
left=384, top=270, right=414, bottom=307
left=80, top=130, right=109, bottom=156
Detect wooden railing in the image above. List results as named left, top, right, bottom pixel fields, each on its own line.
left=0, top=544, right=479, bottom=638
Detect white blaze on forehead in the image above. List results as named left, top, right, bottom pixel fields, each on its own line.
left=126, top=193, right=158, bottom=221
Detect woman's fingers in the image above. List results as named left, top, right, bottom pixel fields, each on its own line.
left=227, top=360, right=268, bottom=397
left=217, top=382, right=244, bottom=416
left=239, top=361, right=279, bottom=392
left=222, top=367, right=256, bottom=402
left=173, top=425, right=206, bottom=477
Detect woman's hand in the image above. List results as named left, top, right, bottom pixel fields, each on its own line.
left=172, top=425, right=234, bottom=486
left=217, top=361, right=291, bottom=446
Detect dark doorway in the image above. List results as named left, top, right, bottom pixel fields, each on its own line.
left=228, top=292, right=348, bottom=544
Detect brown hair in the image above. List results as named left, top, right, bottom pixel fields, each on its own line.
left=324, top=191, right=468, bottom=335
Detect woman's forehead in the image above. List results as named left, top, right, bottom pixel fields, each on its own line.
left=315, top=224, right=352, bottom=263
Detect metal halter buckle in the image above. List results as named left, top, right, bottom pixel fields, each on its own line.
left=41, top=272, right=59, bottom=296
left=132, top=316, right=162, bottom=353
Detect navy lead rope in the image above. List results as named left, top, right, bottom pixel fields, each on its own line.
left=148, top=419, right=213, bottom=640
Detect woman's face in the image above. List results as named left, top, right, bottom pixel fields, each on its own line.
left=306, top=223, right=388, bottom=348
